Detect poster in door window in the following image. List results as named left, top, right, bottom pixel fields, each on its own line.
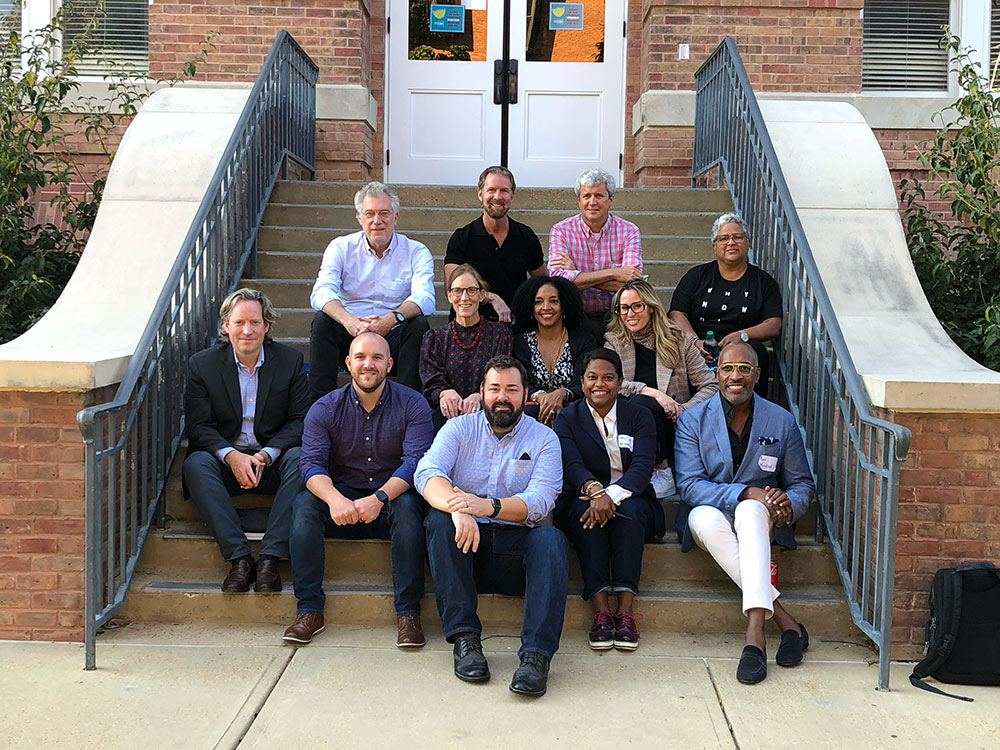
left=549, top=3, right=584, bottom=30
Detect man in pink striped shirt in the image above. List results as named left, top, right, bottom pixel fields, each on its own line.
left=548, top=168, right=643, bottom=337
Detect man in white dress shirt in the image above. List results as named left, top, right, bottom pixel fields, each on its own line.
left=308, top=181, right=435, bottom=400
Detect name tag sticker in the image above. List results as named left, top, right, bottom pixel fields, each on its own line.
left=618, top=434, right=634, bottom=451
left=758, top=454, right=778, bottom=472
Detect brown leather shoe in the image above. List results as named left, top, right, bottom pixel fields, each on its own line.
left=254, top=558, right=282, bottom=593
left=396, top=615, right=425, bottom=648
left=221, top=557, right=255, bottom=593
left=282, top=613, right=325, bottom=644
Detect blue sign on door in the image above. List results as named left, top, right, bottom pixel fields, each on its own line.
left=430, top=4, right=465, bottom=33
left=549, top=3, right=584, bottom=30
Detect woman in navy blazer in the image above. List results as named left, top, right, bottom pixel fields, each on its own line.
left=553, top=348, right=664, bottom=652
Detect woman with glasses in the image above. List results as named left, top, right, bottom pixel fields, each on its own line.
left=667, top=213, right=782, bottom=396
left=605, top=279, right=717, bottom=495
left=510, top=275, right=596, bottom=426
left=419, top=264, right=512, bottom=428
left=553, top=348, right=664, bottom=652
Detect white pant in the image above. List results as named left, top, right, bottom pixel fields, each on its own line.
left=688, top=500, right=780, bottom=616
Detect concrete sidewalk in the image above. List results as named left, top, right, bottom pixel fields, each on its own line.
left=2, top=624, right=997, bottom=749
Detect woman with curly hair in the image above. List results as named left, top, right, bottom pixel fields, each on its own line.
left=510, top=275, right=597, bottom=426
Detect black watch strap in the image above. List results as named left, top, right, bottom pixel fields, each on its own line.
left=489, top=497, right=502, bottom=518
left=392, top=310, right=405, bottom=324
left=375, top=489, right=389, bottom=505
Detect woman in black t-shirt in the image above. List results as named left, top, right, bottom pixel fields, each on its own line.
left=668, top=214, right=782, bottom=396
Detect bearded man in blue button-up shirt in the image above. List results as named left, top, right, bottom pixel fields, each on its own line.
left=415, top=354, right=567, bottom=698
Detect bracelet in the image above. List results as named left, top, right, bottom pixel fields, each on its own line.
left=582, top=479, right=601, bottom=495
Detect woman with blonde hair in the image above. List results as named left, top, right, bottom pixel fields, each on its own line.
left=604, top=279, right=717, bottom=495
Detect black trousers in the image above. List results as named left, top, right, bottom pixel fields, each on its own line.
left=629, top=393, right=676, bottom=466
left=308, top=311, right=429, bottom=400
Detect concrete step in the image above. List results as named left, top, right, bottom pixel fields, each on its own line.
left=271, top=181, right=734, bottom=213
left=119, top=573, right=855, bottom=637
left=262, top=204, right=719, bottom=237
left=139, top=522, right=838, bottom=587
left=256, top=251, right=700, bottom=288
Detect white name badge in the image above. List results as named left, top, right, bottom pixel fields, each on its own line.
left=758, top=454, right=778, bottom=472
left=618, top=434, right=634, bottom=451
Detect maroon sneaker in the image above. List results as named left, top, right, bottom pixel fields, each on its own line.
left=588, top=609, right=615, bottom=650
left=613, top=611, right=640, bottom=650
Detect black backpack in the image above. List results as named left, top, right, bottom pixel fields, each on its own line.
left=909, top=561, right=1000, bottom=701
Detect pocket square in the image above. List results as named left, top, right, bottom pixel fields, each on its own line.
left=518, top=452, right=531, bottom=460
left=757, top=436, right=779, bottom=446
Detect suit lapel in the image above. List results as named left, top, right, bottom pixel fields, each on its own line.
left=709, top=395, right=734, bottom=478
left=736, top=395, right=774, bottom=477
left=221, top=346, right=242, bottom=421
left=577, top=400, right=613, bottom=478
left=255, top=345, right=275, bottom=427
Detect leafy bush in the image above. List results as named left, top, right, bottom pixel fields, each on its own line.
left=899, top=37, right=1000, bottom=371
left=0, top=8, right=213, bottom=343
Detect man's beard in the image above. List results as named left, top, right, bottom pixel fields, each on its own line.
left=484, top=400, right=521, bottom=429
left=484, top=201, right=509, bottom=219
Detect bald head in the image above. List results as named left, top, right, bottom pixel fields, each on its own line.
left=719, top=341, right=758, bottom=367
left=346, top=332, right=392, bottom=395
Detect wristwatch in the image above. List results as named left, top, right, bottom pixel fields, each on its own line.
left=489, top=497, right=502, bottom=518
left=392, top=310, right=405, bottom=324
left=374, top=489, right=389, bottom=505
left=739, top=330, right=749, bottom=342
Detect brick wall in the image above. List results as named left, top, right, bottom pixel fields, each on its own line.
left=148, top=0, right=380, bottom=180
left=0, top=389, right=114, bottom=641
left=876, top=409, right=1000, bottom=659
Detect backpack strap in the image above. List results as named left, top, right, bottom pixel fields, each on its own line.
left=909, top=566, right=973, bottom=701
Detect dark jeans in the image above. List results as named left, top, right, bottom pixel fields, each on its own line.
left=630, top=393, right=676, bottom=465
left=559, top=493, right=653, bottom=600
left=182, top=446, right=301, bottom=561
left=308, top=311, right=429, bottom=400
left=425, top=508, right=568, bottom=660
left=289, top=486, right=427, bottom=616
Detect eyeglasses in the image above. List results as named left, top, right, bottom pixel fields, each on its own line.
left=448, top=286, right=482, bottom=298
left=718, top=362, right=756, bottom=376
left=360, top=209, right=394, bottom=221
left=714, top=233, right=748, bottom=244
left=616, top=301, right=647, bottom=315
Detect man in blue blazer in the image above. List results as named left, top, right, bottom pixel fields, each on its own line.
left=674, top=341, right=814, bottom=684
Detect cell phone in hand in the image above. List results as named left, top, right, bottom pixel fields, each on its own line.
left=252, top=462, right=264, bottom=482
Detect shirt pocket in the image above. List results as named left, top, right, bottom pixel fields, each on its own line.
left=504, top=459, right=535, bottom=495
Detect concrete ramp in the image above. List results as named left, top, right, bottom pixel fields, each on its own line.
left=0, top=88, right=249, bottom=389
left=759, top=100, right=1000, bottom=410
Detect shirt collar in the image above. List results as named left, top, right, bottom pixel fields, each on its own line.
left=232, top=345, right=265, bottom=373
left=576, top=212, right=614, bottom=239
left=350, top=379, right=390, bottom=413
left=587, top=400, right=618, bottom=430
left=722, top=394, right=754, bottom=429
left=364, top=232, right=397, bottom=257
left=478, top=408, right=526, bottom=441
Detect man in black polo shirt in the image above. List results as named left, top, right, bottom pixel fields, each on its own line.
left=444, top=166, right=545, bottom=323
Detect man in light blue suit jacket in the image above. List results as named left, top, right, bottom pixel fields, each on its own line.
left=673, top=342, right=814, bottom=685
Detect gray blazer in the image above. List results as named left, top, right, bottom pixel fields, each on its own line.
left=673, top=393, right=814, bottom=551
left=603, top=331, right=718, bottom=410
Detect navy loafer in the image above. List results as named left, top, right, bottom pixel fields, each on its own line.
left=736, top=644, right=768, bottom=684
left=776, top=622, right=809, bottom=667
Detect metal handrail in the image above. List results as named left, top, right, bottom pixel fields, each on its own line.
left=692, top=37, right=911, bottom=690
left=76, top=31, right=318, bottom=669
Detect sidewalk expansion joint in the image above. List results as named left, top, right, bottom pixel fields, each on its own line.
left=705, top=658, right=740, bottom=750
left=213, top=648, right=295, bottom=750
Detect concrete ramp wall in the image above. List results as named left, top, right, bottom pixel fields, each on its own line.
left=0, top=88, right=250, bottom=390
left=759, top=100, right=1000, bottom=410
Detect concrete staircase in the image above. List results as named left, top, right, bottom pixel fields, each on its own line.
left=247, top=181, right=735, bottom=356
left=118, top=181, right=860, bottom=641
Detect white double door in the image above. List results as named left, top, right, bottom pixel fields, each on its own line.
left=386, top=0, right=625, bottom=187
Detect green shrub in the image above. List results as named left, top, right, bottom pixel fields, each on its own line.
left=900, top=36, right=1000, bottom=371
left=0, top=8, right=213, bottom=343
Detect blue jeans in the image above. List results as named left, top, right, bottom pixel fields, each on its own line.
left=182, top=447, right=301, bottom=561
left=425, top=508, right=568, bottom=660
left=559, top=493, right=652, bottom=600
left=289, top=486, right=427, bottom=616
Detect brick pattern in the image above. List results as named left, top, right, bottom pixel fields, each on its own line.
left=876, top=409, right=1000, bottom=659
left=0, top=390, right=104, bottom=641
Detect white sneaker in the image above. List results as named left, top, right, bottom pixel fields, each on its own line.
left=650, top=468, right=675, bottom=498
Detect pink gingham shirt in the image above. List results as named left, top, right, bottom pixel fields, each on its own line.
left=547, top=213, right=643, bottom=314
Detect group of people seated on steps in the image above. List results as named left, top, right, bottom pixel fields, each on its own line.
left=182, top=168, right=814, bottom=697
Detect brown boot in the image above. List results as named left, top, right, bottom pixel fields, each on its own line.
left=396, top=615, right=425, bottom=648
left=282, top=613, right=325, bottom=644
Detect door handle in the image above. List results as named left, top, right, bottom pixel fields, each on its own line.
left=493, top=59, right=519, bottom=105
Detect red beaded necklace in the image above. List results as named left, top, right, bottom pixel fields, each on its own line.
left=451, top=317, right=484, bottom=351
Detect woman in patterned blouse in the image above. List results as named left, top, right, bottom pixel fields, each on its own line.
left=511, top=275, right=597, bottom=426
left=419, top=264, right=513, bottom=429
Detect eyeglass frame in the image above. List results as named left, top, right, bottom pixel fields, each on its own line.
left=447, top=286, right=483, bottom=299
left=713, top=233, right=748, bottom=244
left=615, top=301, right=648, bottom=315
left=717, top=362, right=757, bottom=375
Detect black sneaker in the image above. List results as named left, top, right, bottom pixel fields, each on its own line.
left=509, top=651, right=550, bottom=697
left=453, top=633, right=490, bottom=682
